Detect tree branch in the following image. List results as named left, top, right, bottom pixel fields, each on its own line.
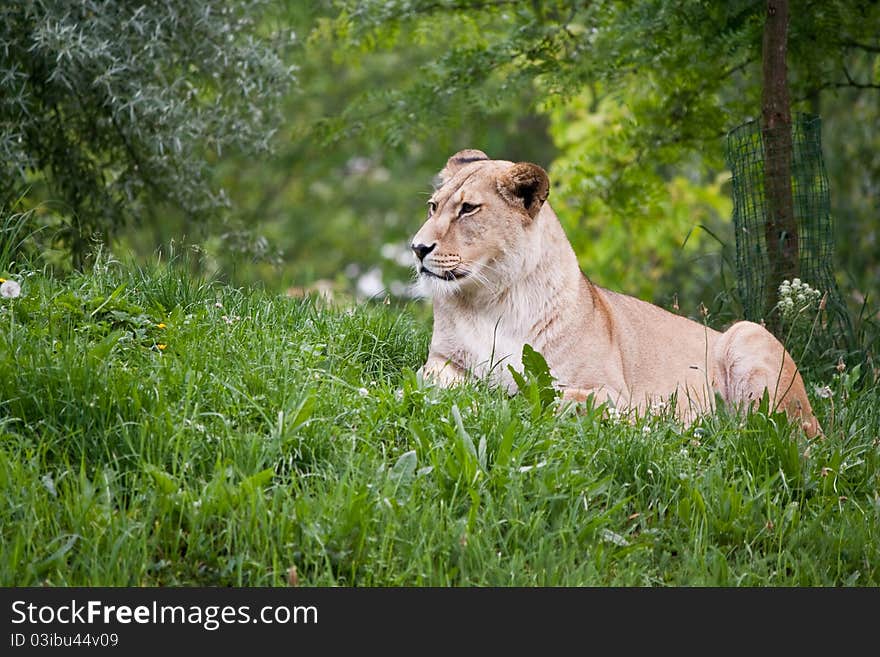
left=840, top=64, right=880, bottom=90
left=841, top=39, right=880, bottom=53
left=720, top=57, right=757, bottom=80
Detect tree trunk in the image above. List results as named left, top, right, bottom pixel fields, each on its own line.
left=761, top=0, right=798, bottom=331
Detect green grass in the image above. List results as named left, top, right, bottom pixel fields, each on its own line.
left=1, top=257, right=878, bottom=586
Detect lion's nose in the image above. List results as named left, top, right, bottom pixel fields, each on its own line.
left=411, top=242, right=436, bottom=260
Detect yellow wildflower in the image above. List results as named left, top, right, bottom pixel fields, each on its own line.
left=157, top=344, right=167, bottom=350
left=157, top=322, right=167, bottom=329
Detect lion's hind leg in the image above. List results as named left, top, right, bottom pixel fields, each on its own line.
left=714, top=321, right=821, bottom=438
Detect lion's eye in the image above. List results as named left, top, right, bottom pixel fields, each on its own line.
left=459, top=202, right=479, bottom=217
left=427, top=201, right=437, bottom=216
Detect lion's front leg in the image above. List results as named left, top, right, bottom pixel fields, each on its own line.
left=418, top=353, right=469, bottom=387
left=560, top=385, right=637, bottom=420
left=561, top=386, right=617, bottom=405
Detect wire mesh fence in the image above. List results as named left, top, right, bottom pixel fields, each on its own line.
left=725, top=113, right=855, bottom=374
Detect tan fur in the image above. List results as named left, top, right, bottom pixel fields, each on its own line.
left=411, top=150, right=821, bottom=438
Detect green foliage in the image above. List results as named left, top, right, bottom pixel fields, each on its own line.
left=329, top=1, right=878, bottom=150
left=547, top=89, right=733, bottom=303
left=0, top=204, right=38, bottom=274
left=0, top=0, right=293, bottom=265
left=820, top=77, right=880, bottom=359
left=1, top=261, right=878, bottom=586
left=508, top=344, right=559, bottom=419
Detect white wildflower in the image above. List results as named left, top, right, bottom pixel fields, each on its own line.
left=0, top=279, right=21, bottom=298
left=776, top=278, right=822, bottom=322
left=814, top=385, right=833, bottom=399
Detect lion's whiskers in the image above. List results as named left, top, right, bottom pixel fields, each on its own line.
left=455, top=260, right=492, bottom=290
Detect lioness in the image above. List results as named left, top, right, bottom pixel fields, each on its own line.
left=411, top=149, right=820, bottom=437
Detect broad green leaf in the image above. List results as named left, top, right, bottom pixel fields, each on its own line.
left=145, top=465, right=177, bottom=495
left=451, top=404, right=476, bottom=458
left=241, top=468, right=275, bottom=493
left=389, top=450, right=418, bottom=503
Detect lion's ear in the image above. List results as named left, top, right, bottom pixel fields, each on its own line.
left=435, top=149, right=489, bottom=187
left=497, top=162, right=550, bottom=221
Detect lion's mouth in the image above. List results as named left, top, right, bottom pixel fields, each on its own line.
left=420, top=267, right=468, bottom=281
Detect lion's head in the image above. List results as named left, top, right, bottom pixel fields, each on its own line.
left=410, top=149, right=550, bottom=299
